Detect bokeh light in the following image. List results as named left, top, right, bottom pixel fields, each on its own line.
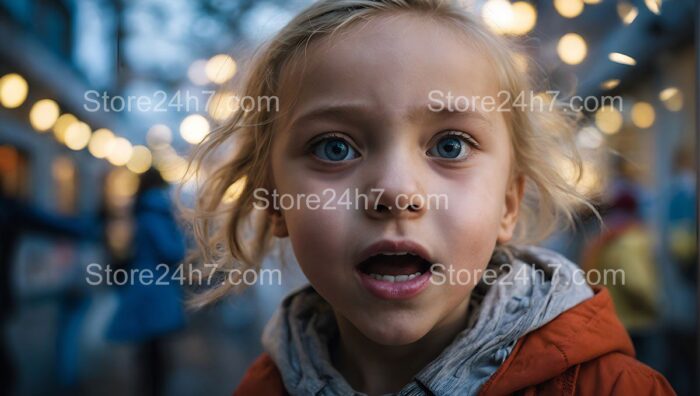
left=554, top=0, right=584, bottom=19
left=188, top=59, right=209, bottom=86
left=609, top=52, right=637, bottom=66
left=509, top=2, right=537, bottom=35
left=158, top=154, right=189, bottom=183
left=631, top=101, right=656, bottom=128
left=0, top=73, right=29, bottom=108
left=557, top=33, right=587, bottom=65
left=208, top=91, right=239, bottom=122
left=659, top=87, right=683, bottom=112
left=106, top=167, right=139, bottom=199
left=180, top=114, right=210, bottom=144
left=595, top=105, right=623, bottom=134
left=481, top=0, right=514, bottom=35
left=601, top=79, right=620, bottom=90
left=146, top=124, right=173, bottom=148
left=126, top=145, right=153, bottom=174
left=29, top=99, right=60, bottom=132
left=88, top=128, right=115, bottom=159
left=205, top=54, right=237, bottom=84
left=52, top=113, right=78, bottom=143
left=64, top=121, right=91, bottom=150
left=645, top=0, right=662, bottom=15
left=617, top=1, right=639, bottom=25
left=222, top=177, right=247, bottom=204
left=107, top=137, right=133, bottom=166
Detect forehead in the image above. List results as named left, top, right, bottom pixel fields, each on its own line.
left=276, top=12, right=503, bottom=125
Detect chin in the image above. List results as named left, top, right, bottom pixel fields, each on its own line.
left=355, top=315, right=433, bottom=346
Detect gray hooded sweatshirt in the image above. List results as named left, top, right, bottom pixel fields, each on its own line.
left=262, top=245, right=594, bottom=395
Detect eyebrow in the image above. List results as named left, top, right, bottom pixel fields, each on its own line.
left=289, top=103, right=370, bottom=129
left=407, top=103, right=491, bottom=126
left=288, top=101, right=491, bottom=130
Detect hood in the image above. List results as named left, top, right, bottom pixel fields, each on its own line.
left=262, top=245, right=596, bottom=395
left=135, top=188, right=173, bottom=215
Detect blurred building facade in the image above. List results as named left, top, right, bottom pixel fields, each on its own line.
left=0, top=1, right=137, bottom=394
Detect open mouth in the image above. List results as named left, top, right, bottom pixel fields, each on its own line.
left=357, top=252, right=433, bottom=283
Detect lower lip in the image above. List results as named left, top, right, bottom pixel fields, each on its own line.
left=356, top=269, right=432, bottom=300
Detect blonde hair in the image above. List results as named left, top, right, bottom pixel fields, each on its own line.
left=183, top=0, right=595, bottom=308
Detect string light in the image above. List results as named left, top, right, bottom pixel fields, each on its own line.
left=554, top=0, right=584, bottom=19
left=64, top=122, right=92, bottom=150
left=631, top=101, right=655, bottom=128
left=481, top=0, right=514, bottom=35
left=205, top=54, right=237, bottom=84
left=510, top=2, right=537, bottom=35
left=617, top=1, right=638, bottom=24
left=146, top=124, right=173, bottom=148
left=208, top=91, right=239, bottom=122
left=222, top=177, right=248, bottom=203
left=107, top=137, right=133, bottom=166
left=644, top=0, right=662, bottom=15
left=609, top=52, right=637, bottom=66
left=88, top=128, right=115, bottom=159
left=0, top=73, right=28, bottom=108
left=29, top=99, right=60, bottom=131
left=557, top=33, right=587, bottom=65
left=158, top=155, right=189, bottom=183
left=601, top=79, right=620, bottom=90
left=107, top=168, right=139, bottom=198
left=595, top=106, right=623, bottom=134
left=126, top=145, right=153, bottom=174
left=18, top=93, right=162, bottom=174
left=53, top=114, right=78, bottom=143
left=180, top=114, right=210, bottom=144
left=659, top=87, right=683, bottom=111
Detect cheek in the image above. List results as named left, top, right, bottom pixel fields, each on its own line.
left=271, top=140, right=358, bottom=289
left=431, top=168, right=508, bottom=269
left=443, top=185, right=503, bottom=235
left=275, top=186, right=358, bottom=292
left=285, top=206, right=347, bottom=264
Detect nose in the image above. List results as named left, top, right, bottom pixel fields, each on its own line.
left=363, top=153, right=427, bottom=221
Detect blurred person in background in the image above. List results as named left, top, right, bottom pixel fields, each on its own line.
left=105, top=168, right=186, bottom=396
left=0, top=184, right=100, bottom=394
left=667, top=149, right=697, bottom=281
left=663, top=148, right=697, bottom=395
left=581, top=162, right=662, bottom=369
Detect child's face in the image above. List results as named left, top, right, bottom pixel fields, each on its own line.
left=270, top=14, right=523, bottom=345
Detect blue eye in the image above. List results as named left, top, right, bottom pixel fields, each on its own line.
left=428, top=135, right=470, bottom=159
left=311, top=137, right=359, bottom=162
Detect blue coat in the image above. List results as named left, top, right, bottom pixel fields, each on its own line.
left=106, top=188, right=187, bottom=342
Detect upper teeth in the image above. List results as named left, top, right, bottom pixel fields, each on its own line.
left=369, top=272, right=422, bottom=282
left=376, top=251, right=415, bottom=256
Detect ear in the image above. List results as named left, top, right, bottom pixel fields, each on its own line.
left=263, top=176, right=288, bottom=238
left=497, top=174, right=525, bottom=244
left=270, top=209, right=289, bottom=238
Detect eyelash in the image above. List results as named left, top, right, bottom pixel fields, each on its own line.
left=307, top=132, right=349, bottom=148
left=434, top=130, right=480, bottom=149
left=306, top=130, right=480, bottom=161
left=306, top=132, right=360, bottom=162
left=424, top=130, right=480, bottom=161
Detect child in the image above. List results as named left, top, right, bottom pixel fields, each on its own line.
left=187, top=1, right=676, bottom=394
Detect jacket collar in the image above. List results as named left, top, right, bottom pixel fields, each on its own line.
left=479, top=286, right=635, bottom=395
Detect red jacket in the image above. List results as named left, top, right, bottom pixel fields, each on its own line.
left=234, top=286, right=675, bottom=395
